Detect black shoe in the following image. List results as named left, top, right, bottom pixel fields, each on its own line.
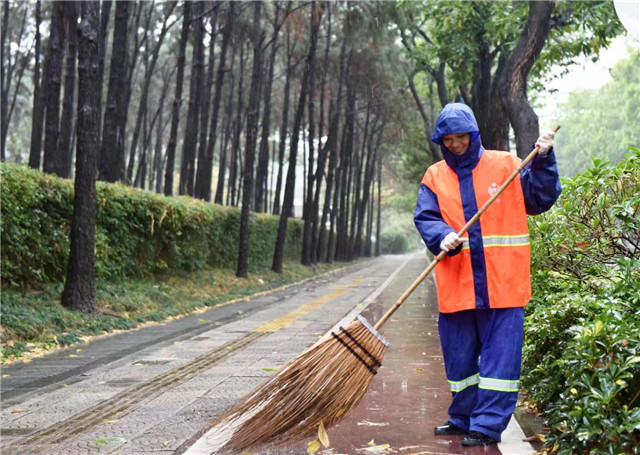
left=461, top=431, right=497, bottom=446
left=434, top=421, right=467, bottom=435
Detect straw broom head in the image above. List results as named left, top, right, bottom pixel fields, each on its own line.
left=205, top=315, right=389, bottom=454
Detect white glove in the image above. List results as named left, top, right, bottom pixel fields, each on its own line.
left=535, top=130, right=555, bottom=156
left=440, top=232, right=465, bottom=252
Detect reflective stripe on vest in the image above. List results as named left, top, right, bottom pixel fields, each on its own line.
left=421, top=150, right=532, bottom=313
left=448, top=373, right=479, bottom=393
left=479, top=376, right=520, bottom=392
left=461, top=234, right=530, bottom=250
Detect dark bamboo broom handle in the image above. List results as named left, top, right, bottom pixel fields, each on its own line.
left=373, top=125, right=560, bottom=331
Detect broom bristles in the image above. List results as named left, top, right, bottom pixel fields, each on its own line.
left=204, top=316, right=388, bottom=454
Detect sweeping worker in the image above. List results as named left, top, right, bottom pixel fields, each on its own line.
left=414, top=103, right=561, bottom=446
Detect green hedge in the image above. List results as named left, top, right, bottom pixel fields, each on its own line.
left=1, top=163, right=303, bottom=288
left=524, top=148, right=640, bottom=454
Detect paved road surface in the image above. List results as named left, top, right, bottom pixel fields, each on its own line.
left=1, top=253, right=534, bottom=454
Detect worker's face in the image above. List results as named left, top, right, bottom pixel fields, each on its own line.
left=442, top=133, right=471, bottom=155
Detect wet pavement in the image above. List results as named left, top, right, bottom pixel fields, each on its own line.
left=1, top=253, right=534, bottom=454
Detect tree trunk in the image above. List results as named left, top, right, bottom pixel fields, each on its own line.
left=57, top=1, right=79, bottom=179
left=272, top=28, right=294, bottom=216
left=97, top=0, right=112, bottom=140
left=335, top=68, right=355, bottom=262
left=179, top=1, right=204, bottom=196
left=229, top=42, right=246, bottom=206
left=98, top=0, right=129, bottom=183
left=255, top=4, right=281, bottom=212
left=199, top=1, right=233, bottom=201
left=356, top=122, right=382, bottom=257
left=214, top=39, right=236, bottom=204
left=407, top=70, right=441, bottom=162
left=272, top=1, right=320, bottom=273
left=194, top=3, right=218, bottom=200
left=153, top=95, right=164, bottom=193
left=482, top=54, right=510, bottom=150
left=42, top=1, right=66, bottom=175
left=301, top=3, right=322, bottom=266
left=500, top=1, right=554, bottom=158
left=164, top=1, right=191, bottom=195
left=127, top=1, right=177, bottom=184
left=61, top=1, right=100, bottom=314
left=318, top=36, right=347, bottom=263
left=237, top=1, right=264, bottom=278
left=28, top=0, right=44, bottom=169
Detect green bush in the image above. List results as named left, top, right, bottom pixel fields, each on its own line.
left=524, top=148, right=640, bottom=454
left=1, top=163, right=303, bottom=288
left=380, top=226, right=409, bottom=254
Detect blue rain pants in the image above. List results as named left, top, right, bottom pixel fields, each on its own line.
left=438, top=307, right=524, bottom=442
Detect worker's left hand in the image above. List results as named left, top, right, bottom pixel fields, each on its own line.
left=536, top=130, right=555, bottom=156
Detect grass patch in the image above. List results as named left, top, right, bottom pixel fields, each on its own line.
left=0, top=260, right=351, bottom=363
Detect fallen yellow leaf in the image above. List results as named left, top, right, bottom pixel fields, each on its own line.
left=307, top=439, right=322, bottom=454
left=10, top=409, right=27, bottom=413
left=318, top=421, right=330, bottom=447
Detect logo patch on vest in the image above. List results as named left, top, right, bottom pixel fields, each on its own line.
left=488, top=183, right=499, bottom=196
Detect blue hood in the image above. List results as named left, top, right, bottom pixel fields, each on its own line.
left=432, top=103, right=483, bottom=169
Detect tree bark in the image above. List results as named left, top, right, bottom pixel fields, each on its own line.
left=164, top=1, right=190, bottom=195
left=62, top=1, right=100, bottom=314
left=98, top=0, right=129, bottom=183
left=301, top=3, right=322, bottom=266
left=272, top=2, right=320, bottom=273
left=57, top=1, right=79, bottom=179
left=500, top=1, right=554, bottom=158
left=193, top=3, right=218, bottom=199
left=42, top=2, right=66, bottom=175
left=199, top=2, right=233, bottom=201
left=97, top=0, right=112, bottom=140
left=318, top=36, right=347, bottom=263
left=255, top=4, right=282, bottom=212
left=237, top=1, right=264, bottom=278
left=127, top=1, right=177, bottom=184
left=272, top=28, right=294, bottom=216
left=335, top=67, right=355, bottom=262
left=214, top=39, right=236, bottom=204
left=28, top=0, right=44, bottom=169
left=229, top=41, right=246, bottom=206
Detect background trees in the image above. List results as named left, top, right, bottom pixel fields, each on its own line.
left=1, top=0, right=630, bottom=283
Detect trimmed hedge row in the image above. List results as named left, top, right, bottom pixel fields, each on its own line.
left=1, top=163, right=303, bottom=288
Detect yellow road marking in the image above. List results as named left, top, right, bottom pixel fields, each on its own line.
left=254, top=278, right=367, bottom=333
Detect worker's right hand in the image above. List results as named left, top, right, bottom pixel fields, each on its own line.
left=440, top=232, right=465, bottom=252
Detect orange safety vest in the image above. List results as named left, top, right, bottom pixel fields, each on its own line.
left=422, top=150, right=531, bottom=313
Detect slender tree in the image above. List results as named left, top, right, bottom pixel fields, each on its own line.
left=127, top=2, right=177, bottom=184
left=273, top=2, right=321, bottom=273
left=179, top=1, right=204, bottom=196
left=318, top=36, right=347, bottom=263
left=42, top=2, right=66, bottom=175
left=272, top=23, right=295, bottom=215
left=198, top=1, right=234, bottom=201
left=98, top=0, right=129, bottom=183
left=255, top=3, right=283, bottom=212
left=164, top=1, right=191, bottom=195
left=57, top=1, right=79, bottom=179
left=301, top=3, right=322, bottom=266
left=61, top=1, right=100, bottom=314
left=214, top=38, right=237, bottom=204
left=194, top=2, right=218, bottom=199
left=237, top=1, right=264, bottom=278
left=28, top=0, right=44, bottom=169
